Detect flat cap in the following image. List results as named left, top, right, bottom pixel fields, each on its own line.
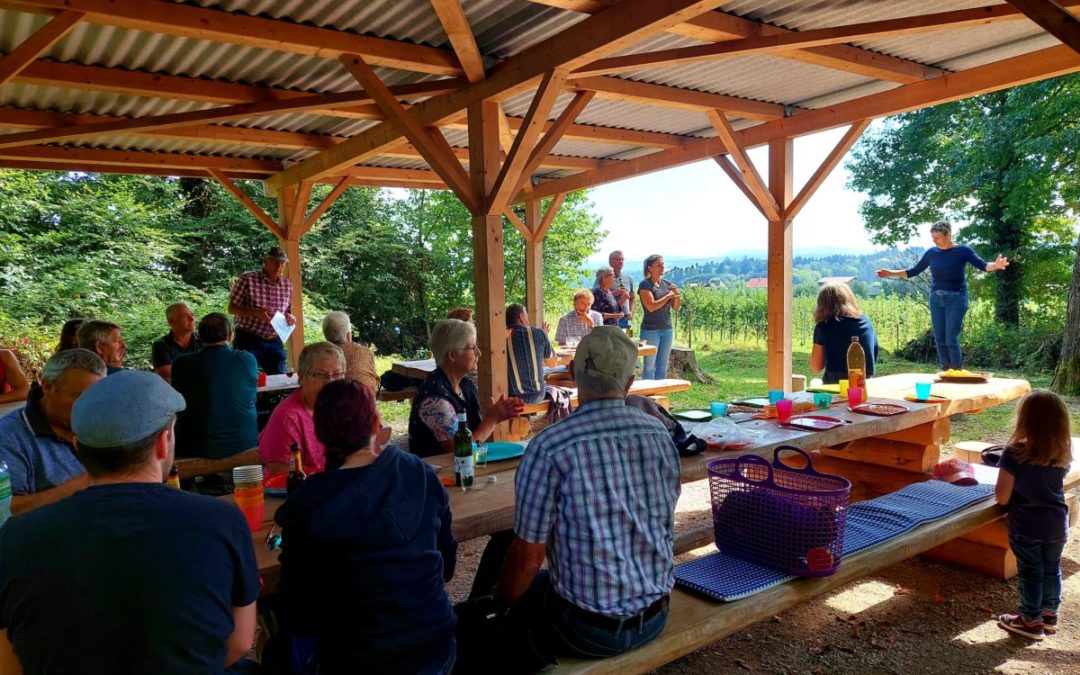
left=72, top=370, right=186, bottom=447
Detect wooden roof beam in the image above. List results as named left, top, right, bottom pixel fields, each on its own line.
left=785, top=119, right=870, bottom=220
left=511, top=90, right=596, bottom=200
left=0, top=0, right=464, bottom=76
left=1007, top=1, right=1080, bottom=56
left=264, top=0, right=729, bottom=192
left=572, top=75, right=786, bottom=119
left=533, top=192, right=566, bottom=241
left=529, top=0, right=945, bottom=83
left=0, top=10, right=83, bottom=86
left=707, top=109, right=779, bottom=220
left=503, top=207, right=534, bottom=242
left=0, top=158, right=251, bottom=179
left=0, top=144, right=281, bottom=172
left=574, top=4, right=1062, bottom=77
left=208, top=168, right=285, bottom=240
left=713, top=155, right=765, bottom=218
left=432, top=0, right=487, bottom=83
left=526, top=44, right=1080, bottom=198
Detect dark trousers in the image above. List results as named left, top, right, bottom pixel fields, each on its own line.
left=234, top=329, right=288, bottom=375
left=1010, top=532, right=1065, bottom=621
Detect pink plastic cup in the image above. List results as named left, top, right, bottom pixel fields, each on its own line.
left=847, top=387, right=863, bottom=408
left=775, top=399, right=793, bottom=423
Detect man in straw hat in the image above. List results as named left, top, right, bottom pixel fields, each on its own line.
left=489, top=326, right=681, bottom=670
left=0, top=371, right=259, bottom=674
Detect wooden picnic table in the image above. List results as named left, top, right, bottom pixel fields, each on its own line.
left=391, top=343, right=658, bottom=381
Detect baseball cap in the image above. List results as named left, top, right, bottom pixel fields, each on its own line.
left=72, top=370, right=186, bottom=447
left=932, top=458, right=978, bottom=486
left=264, top=245, right=288, bottom=262
left=573, top=326, right=637, bottom=386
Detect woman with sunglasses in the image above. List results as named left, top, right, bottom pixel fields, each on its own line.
left=275, top=378, right=458, bottom=674
left=257, top=342, right=345, bottom=476
left=407, top=319, right=523, bottom=458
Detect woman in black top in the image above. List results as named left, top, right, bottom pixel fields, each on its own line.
left=810, top=282, right=878, bottom=384
left=637, top=254, right=681, bottom=379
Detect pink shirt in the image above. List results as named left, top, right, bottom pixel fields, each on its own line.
left=258, top=389, right=325, bottom=474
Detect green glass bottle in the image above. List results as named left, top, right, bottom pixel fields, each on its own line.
left=453, top=412, right=474, bottom=490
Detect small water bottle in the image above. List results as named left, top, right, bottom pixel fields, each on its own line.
left=0, top=461, right=12, bottom=528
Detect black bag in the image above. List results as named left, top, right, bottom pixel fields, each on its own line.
left=379, top=370, right=423, bottom=392
left=625, top=395, right=707, bottom=457
left=981, top=444, right=1006, bottom=467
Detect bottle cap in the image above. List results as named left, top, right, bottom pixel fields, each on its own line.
left=487, top=475, right=498, bottom=484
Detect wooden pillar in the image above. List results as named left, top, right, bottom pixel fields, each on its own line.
left=276, top=185, right=306, bottom=367
left=468, top=99, right=509, bottom=420
left=767, top=137, right=793, bottom=391
left=524, top=199, right=544, bottom=328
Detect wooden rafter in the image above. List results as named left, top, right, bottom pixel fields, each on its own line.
left=486, top=69, right=569, bottom=214
left=0, top=144, right=280, bottom=172
left=291, top=182, right=313, bottom=233
left=527, top=44, right=1080, bottom=199
left=0, top=90, right=392, bottom=150
left=511, top=90, right=596, bottom=200
left=707, top=110, right=780, bottom=220
left=572, top=76, right=785, bottom=119
left=340, top=54, right=477, bottom=211
left=785, top=120, right=870, bottom=220
left=0, top=158, right=249, bottom=179
left=534, top=193, right=566, bottom=241
left=431, top=0, right=486, bottom=82
left=713, top=155, right=764, bottom=218
left=503, top=207, right=533, bottom=241
left=529, top=0, right=946, bottom=83
left=1, top=0, right=464, bottom=76
left=208, top=169, right=285, bottom=240
left=0, top=10, right=83, bottom=86
left=265, top=0, right=728, bottom=192
left=1008, top=0, right=1080, bottom=55
left=302, top=177, right=352, bottom=232
left=573, top=4, right=1058, bottom=77
left=497, top=105, right=516, bottom=153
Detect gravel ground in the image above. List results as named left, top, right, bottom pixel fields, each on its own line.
left=443, top=474, right=1080, bottom=675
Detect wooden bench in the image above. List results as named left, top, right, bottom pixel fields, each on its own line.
left=376, top=387, right=417, bottom=402
left=174, top=448, right=260, bottom=479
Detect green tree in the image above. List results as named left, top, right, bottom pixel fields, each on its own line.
left=846, top=74, right=1080, bottom=326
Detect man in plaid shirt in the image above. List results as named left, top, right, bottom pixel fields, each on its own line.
left=228, top=246, right=295, bottom=374
left=491, top=326, right=681, bottom=669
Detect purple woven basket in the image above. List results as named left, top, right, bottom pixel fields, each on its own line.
left=708, top=446, right=851, bottom=577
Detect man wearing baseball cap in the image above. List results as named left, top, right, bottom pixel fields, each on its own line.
left=0, top=371, right=260, bottom=674
left=488, top=326, right=681, bottom=670
left=228, top=245, right=295, bottom=374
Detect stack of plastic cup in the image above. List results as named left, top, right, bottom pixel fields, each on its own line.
left=232, top=465, right=264, bottom=531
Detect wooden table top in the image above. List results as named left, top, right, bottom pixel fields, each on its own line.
left=392, top=344, right=658, bottom=380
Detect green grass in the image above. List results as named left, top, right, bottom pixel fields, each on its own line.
left=374, top=347, right=1080, bottom=446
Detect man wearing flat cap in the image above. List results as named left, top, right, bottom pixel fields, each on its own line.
left=0, top=371, right=260, bottom=674
left=490, top=326, right=681, bottom=670
left=228, top=245, right=295, bottom=375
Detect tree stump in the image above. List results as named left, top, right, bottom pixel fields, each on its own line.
left=669, top=347, right=714, bottom=383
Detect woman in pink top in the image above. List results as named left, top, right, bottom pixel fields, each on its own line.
left=258, top=342, right=345, bottom=476
left=0, top=349, right=30, bottom=404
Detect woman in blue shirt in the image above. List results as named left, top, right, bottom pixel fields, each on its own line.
left=877, top=221, right=1008, bottom=370
left=810, top=282, right=878, bottom=384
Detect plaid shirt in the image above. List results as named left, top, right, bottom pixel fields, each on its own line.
left=514, top=398, right=681, bottom=617
left=229, top=271, right=292, bottom=339
left=554, top=309, right=603, bottom=343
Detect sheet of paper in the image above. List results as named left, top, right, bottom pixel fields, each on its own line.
left=270, top=311, right=294, bottom=344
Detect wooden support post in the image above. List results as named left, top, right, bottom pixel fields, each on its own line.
left=469, top=99, right=509, bottom=438
left=766, top=137, right=793, bottom=391
left=524, top=199, right=544, bottom=327
left=277, top=185, right=306, bottom=366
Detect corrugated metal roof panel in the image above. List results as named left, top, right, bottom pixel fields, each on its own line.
left=720, top=0, right=1006, bottom=32
left=860, top=19, right=1052, bottom=67
left=576, top=97, right=709, bottom=136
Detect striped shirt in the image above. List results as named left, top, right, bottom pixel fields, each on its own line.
left=554, top=310, right=603, bottom=343
left=514, top=398, right=681, bottom=617
left=506, top=325, right=554, bottom=403
left=229, top=271, right=293, bottom=339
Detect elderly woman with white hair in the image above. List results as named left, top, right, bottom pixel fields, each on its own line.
left=258, top=341, right=345, bottom=476
left=591, top=267, right=624, bottom=327
left=407, top=319, right=524, bottom=458
left=555, top=289, right=604, bottom=345
left=322, top=310, right=378, bottom=394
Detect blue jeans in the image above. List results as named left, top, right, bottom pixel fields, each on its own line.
left=639, top=327, right=674, bottom=380
left=929, top=290, right=969, bottom=370
left=1009, top=532, right=1066, bottom=621
left=234, top=328, right=288, bottom=375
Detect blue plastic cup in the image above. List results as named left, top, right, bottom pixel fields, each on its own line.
left=915, top=381, right=932, bottom=401
left=768, top=389, right=784, bottom=404
left=710, top=402, right=728, bottom=417
left=813, top=392, right=832, bottom=409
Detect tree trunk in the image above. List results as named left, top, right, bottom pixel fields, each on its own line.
left=668, top=347, right=714, bottom=384
left=1053, top=231, right=1080, bottom=395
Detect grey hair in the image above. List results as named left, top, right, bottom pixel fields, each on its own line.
left=608, top=250, right=624, bottom=261
left=322, top=311, right=352, bottom=345
left=430, top=319, right=476, bottom=368
left=298, top=342, right=345, bottom=375
left=76, top=320, right=119, bottom=352
left=41, top=348, right=106, bottom=383
left=930, top=220, right=951, bottom=236
left=165, top=302, right=190, bottom=321
left=595, top=266, right=614, bottom=285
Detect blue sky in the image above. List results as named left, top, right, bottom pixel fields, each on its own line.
left=587, top=124, right=937, bottom=262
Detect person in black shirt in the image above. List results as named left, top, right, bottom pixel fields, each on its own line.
left=810, top=282, right=879, bottom=384
left=0, top=371, right=260, bottom=675
left=151, top=302, right=202, bottom=383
